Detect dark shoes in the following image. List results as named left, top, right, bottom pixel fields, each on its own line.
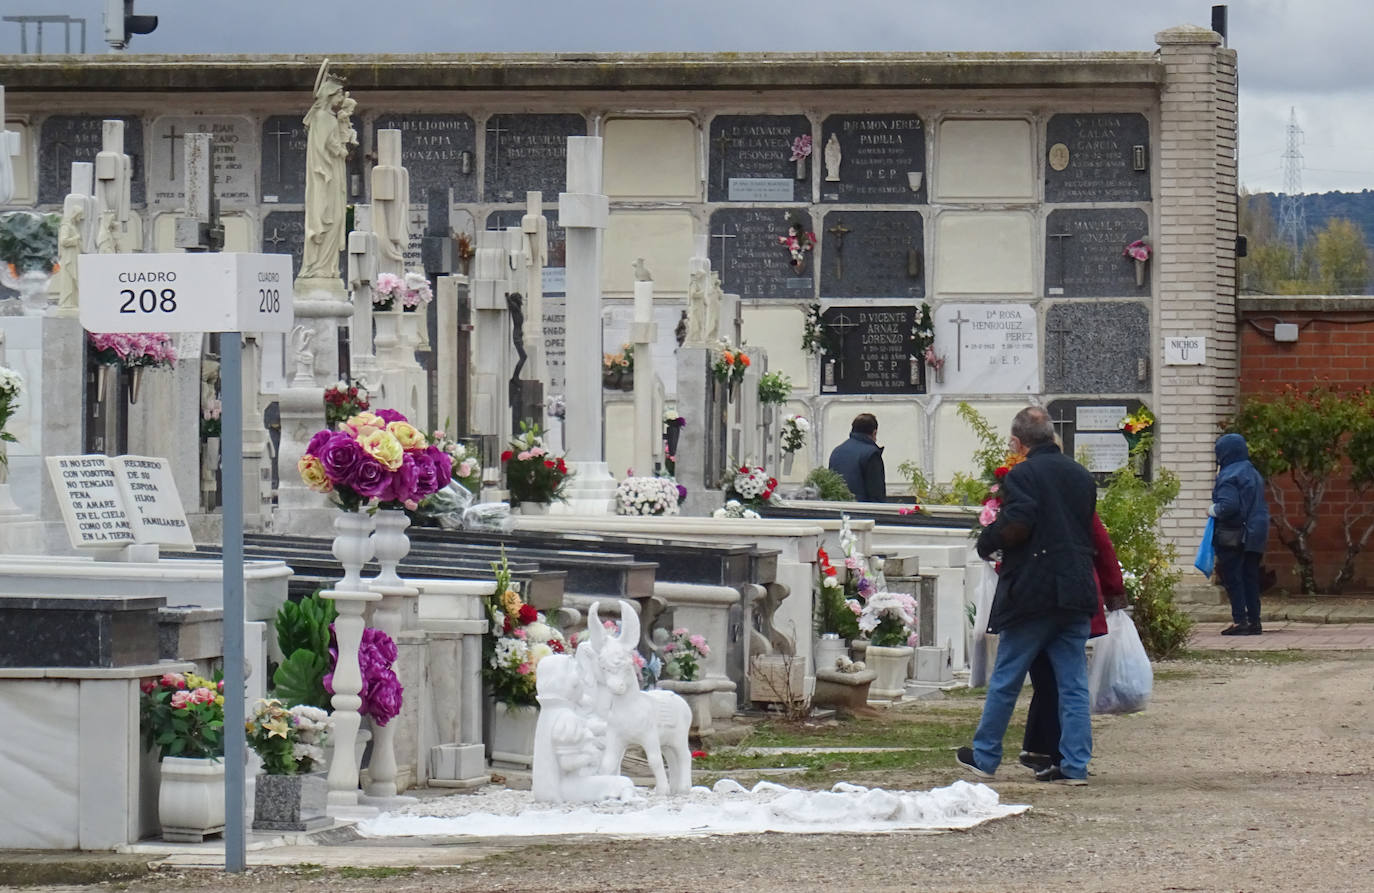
left=1222, top=622, right=1263, bottom=636
left=955, top=746, right=995, bottom=779
left=1035, top=765, right=1088, bottom=786
left=1018, top=751, right=1054, bottom=773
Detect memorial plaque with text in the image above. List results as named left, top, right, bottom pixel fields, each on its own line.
left=932, top=302, right=1039, bottom=395
left=373, top=113, right=478, bottom=203
left=483, top=114, right=586, bottom=203
left=1045, top=113, right=1150, bottom=204
left=38, top=115, right=145, bottom=206
left=820, top=114, right=926, bottom=203
left=261, top=210, right=305, bottom=278
left=108, top=456, right=194, bottom=547
left=260, top=115, right=308, bottom=204
left=148, top=116, right=257, bottom=209
left=820, top=305, right=923, bottom=395
left=818, top=210, right=924, bottom=299
left=707, top=208, right=814, bottom=299
left=707, top=115, right=810, bottom=203
left=1046, top=399, right=1145, bottom=480
left=1044, top=301, right=1150, bottom=394
left=46, top=455, right=135, bottom=548
left=1044, top=208, right=1150, bottom=298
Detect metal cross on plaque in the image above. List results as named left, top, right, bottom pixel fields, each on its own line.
left=1047, top=320, right=1072, bottom=381
left=713, top=131, right=731, bottom=191
left=948, top=309, right=970, bottom=372
left=265, top=124, right=291, bottom=186
left=827, top=219, right=851, bottom=280
left=162, top=124, right=184, bottom=179
left=826, top=311, right=860, bottom=382
left=486, top=116, right=509, bottom=169
left=264, top=227, right=286, bottom=250
left=1047, top=231, right=1072, bottom=291
left=710, top=221, right=736, bottom=272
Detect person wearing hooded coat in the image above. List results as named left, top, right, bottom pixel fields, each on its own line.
left=1211, top=433, right=1271, bottom=635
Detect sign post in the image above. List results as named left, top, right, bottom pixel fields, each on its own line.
left=79, top=251, right=293, bottom=872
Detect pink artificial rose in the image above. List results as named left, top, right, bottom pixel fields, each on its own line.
left=844, top=556, right=860, bottom=570
left=672, top=627, right=688, bottom=636
left=160, top=673, right=183, bottom=690
left=517, top=662, right=532, bottom=675
left=689, top=634, right=708, bottom=654
left=846, top=599, right=862, bottom=615
left=517, top=450, right=532, bottom=461
left=907, top=632, right=921, bottom=648
left=190, top=687, right=216, bottom=705
left=978, top=502, right=999, bottom=527
left=513, top=628, right=526, bottom=639
left=170, top=690, right=192, bottom=709
left=529, top=446, right=545, bottom=457
left=140, top=678, right=156, bottom=694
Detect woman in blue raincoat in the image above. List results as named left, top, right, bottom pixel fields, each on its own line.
left=1211, top=433, right=1271, bottom=635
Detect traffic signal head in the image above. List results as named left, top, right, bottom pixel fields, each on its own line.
left=104, top=0, right=158, bottom=50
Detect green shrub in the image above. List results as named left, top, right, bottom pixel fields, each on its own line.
left=898, top=402, right=1004, bottom=505
left=272, top=590, right=338, bottom=708
left=804, top=467, right=854, bottom=501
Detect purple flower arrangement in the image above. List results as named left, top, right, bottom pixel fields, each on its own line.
left=297, top=408, right=453, bottom=512
left=324, top=626, right=403, bottom=727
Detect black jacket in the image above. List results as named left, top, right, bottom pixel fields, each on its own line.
left=827, top=432, right=886, bottom=502
left=976, top=443, right=1098, bottom=632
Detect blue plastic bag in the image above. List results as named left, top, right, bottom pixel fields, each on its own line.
left=1194, top=515, right=1216, bottom=577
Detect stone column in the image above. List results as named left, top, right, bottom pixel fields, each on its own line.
left=322, top=587, right=381, bottom=818
left=347, top=205, right=382, bottom=394
left=631, top=277, right=656, bottom=476
left=467, top=231, right=512, bottom=440
left=238, top=334, right=272, bottom=531
left=556, top=137, right=616, bottom=513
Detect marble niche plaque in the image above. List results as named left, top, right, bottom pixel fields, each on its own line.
left=708, top=208, right=814, bottom=299
left=1047, top=399, right=1145, bottom=478
left=819, top=114, right=926, bottom=204
left=933, top=302, right=1039, bottom=395
left=1045, top=113, right=1151, bottom=204
left=819, top=210, right=924, bottom=299
left=38, top=115, right=145, bottom=206
left=707, top=114, right=810, bottom=203
left=261, top=210, right=306, bottom=278
left=148, top=116, right=257, bottom=209
left=483, top=114, right=586, bottom=204
left=373, top=113, right=478, bottom=203
left=1044, top=302, right=1150, bottom=394
left=1045, top=208, right=1150, bottom=298
left=819, top=306, right=923, bottom=395
left=260, top=114, right=308, bottom=204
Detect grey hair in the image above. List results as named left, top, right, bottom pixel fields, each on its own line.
left=1011, top=406, right=1054, bottom=447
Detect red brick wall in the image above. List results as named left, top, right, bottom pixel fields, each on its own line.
left=1237, top=299, right=1374, bottom=592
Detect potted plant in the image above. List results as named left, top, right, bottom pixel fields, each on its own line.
left=245, top=699, right=332, bottom=831
left=711, top=345, right=749, bottom=401
left=654, top=627, right=715, bottom=736
left=858, top=588, right=919, bottom=700
left=781, top=413, right=810, bottom=474
left=501, top=421, right=571, bottom=511
left=815, top=546, right=861, bottom=665
left=139, top=671, right=226, bottom=842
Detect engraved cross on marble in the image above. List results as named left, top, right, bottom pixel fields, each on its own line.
left=1047, top=320, right=1072, bottom=381
left=948, top=309, right=970, bottom=372
left=713, top=130, right=731, bottom=191
left=486, top=116, right=509, bottom=169
left=710, top=221, right=736, bottom=272
left=1047, top=231, right=1072, bottom=291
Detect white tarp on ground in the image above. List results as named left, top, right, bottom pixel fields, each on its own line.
left=357, top=779, right=1029, bottom=838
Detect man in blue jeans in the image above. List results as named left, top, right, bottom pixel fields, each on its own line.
left=956, top=406, right=1099, bottom=785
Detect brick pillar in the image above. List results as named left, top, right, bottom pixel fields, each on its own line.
left=1154, top=25, right=1238, bottom=555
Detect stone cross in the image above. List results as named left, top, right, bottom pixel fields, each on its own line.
left=54, top=162, right=97, bottom=317
left=947, top=309, right=970, bottom=372
left=0, top=86, right=22, bottom=205
left=1047, top=231, right=1072, bottom=290
left=347, top=204, right=381, bottom=390
left=521, top=191, right=548, bottom=382
left=175, top=133, right=224, bottom=252
left=371, top=129, right=409, bottom=278
left=631, top=269, right=656, bottom=477
left=827, top=219, right=851, bottom=280
left=94, top=119, right=132, bottom=255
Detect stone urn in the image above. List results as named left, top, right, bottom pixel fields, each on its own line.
left=658, top=678, right=715, bottom=738
left=865, top=644, right=914, bottom=701
left=490, top=701, right=538, bottom=768
left=514, top=501, right=550, bottom=516
left=158, top=756, right=226, bottom=843
left=253, top=772, right=330, bottom=832
left=814, top=634, right=848, bottom=675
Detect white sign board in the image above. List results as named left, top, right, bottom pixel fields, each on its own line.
left=78, top=252, right=294, bottom=334
left=46, top=454, right=194, bottom=550
left=728, top=178, right=794, bottom=201
left=1075, top=432, right=1130, bottom=473
left=932, top=302, right=1039, bottom=394
left=1076, top=405, right=1128, bottom=431
left=1164, top=334, right=1207, bottom=365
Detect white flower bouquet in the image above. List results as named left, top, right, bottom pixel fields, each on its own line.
left=781, top=414, right=810, bottom=454
left=616, top=475, right=681, bottom=516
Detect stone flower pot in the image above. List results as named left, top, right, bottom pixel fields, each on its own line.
left=158, top=756, right=225, bottom=843
left=865, top=644, right=914, bottom=701
left=253, top=772, right=330, bottom=832
left=657, top=678, right=715, bottom=737
left=490, top=701, right=538, bottom=768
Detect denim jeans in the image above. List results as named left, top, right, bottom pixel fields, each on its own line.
left=1216, top=547, right=1261, bottom=625
left=973, top=613, right=1092, bottom=779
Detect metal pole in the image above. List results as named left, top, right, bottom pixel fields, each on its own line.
left=220, top=333, right=246, bottom=874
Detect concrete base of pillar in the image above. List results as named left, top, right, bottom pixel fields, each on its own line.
left=554, top=460, right=617, bottom=515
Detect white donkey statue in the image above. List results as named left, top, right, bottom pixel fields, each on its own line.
left=584, top=601, right=694, bottom=795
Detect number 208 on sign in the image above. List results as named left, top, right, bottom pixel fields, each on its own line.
left=117, top=272, right=178, bottom=314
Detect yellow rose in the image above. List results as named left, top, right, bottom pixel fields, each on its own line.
left=386, top=420, right=427, bottom=451
left=346, top=411, right=385, bottom=435
left=298, top=454, right=333, bottom=492
left=360, top=429, right=405, bottom=471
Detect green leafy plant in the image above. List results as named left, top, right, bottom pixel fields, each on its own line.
left=898, top=403, right=1006, bottom=506
left=0, top=211, right=60, bottom=274
left=139, top=671, right=225, bottom=760
left=803, top=466, right=854, bottom=501
left=1096, top=457, right=1191, bottom=659
left=757, top=370, right=793, bottom=405
left=272, top=590, right=339, bottom=708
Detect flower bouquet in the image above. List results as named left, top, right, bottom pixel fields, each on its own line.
left=324, top=626, right=403, bottom=726
left=778, top=217, right=816, bottom=272
left=603, top=345, right=633, bottom=388
left=713, top=499, right=761, bottom=520
left=757, top=370, right=792, bottom=406
left=1124, top=239, right=1151, bottom=286
left=791, top=134, right=812, bottom=179
left=781, top=413, right=810, bottom=454
left=87, top=332, right=178, bottom=370
left=373, top=270, right=432, bottom=311
left=816, top=546, right=861, bottom=640
left=502, top=421, right=571, bottom=506
left=324, top=379, right=369, bottom=428
left=297, top=408, right=453, bottom=512
left=430, top=427, right=482, bottom=495
left=139, top=671, right=226, bottom=760
left=712, top=345, right=749, bottom=391
left=976, top=450, right=1027, bottom=534
left=858, top=589, right=918, bottom=648
left=1118, top=404, right=1156, bottom=454
left=244, top=698, right=331, bottom=775
left=200, top=398, right=222, bottom=440
left=0, top=365, right=22, bottom=468
left=659, top=628, right=710, bottom=682
left=484, top=552, right=568, bottom=707
left=663, top=409, right=686, bottom=467
left=616, top=475, right=681, bottom=516
left=725, top=464, right=777, bottom=512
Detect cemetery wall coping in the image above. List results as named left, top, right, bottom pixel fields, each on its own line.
left=0, top=660, right=192, bottom=679
left=0, top=53, right=1162, bottom=93
left=653, top=582, right=740, bottom=606
left=514, top=517, right=827, bottom=538
left=0, top=555, right=292, bottom=582
left=1238, top=296, right=1374, bottom=313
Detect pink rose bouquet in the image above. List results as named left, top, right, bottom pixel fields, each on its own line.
left=88, top=332, right=178, bottom=369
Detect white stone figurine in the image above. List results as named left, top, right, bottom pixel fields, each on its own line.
left=684, top=268, right=708, bottom=346
left=632, top=257, right=652, bottom=282
left=584, top=601, right=693, bottom=795
left=299, top=60, right=357, bottom=282
left=54, top=195, right=88, bottom=313
left=532, top=654, right=636, bottom=804
left=290, top=324, right=316, bottom=386
left=824, top=133, right=842, bottom=182
left=704, top=271, right=724, bottom=343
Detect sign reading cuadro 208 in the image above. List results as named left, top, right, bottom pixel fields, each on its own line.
left=78, top=252, right=294, bottom=334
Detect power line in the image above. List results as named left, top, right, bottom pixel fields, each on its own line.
left=1278, top=107, right=1306, bottom=268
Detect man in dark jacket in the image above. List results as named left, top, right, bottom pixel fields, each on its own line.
left=956, top=406, right=1098, bottom=785
left=827, top=413, right=885, bottom=502
left=1211, top=433, right=1270, bottom=635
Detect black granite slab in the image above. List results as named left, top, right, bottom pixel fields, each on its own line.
left=261, top=210, right=306, bottom=279
left=1043, top=301, right=1150, bottom=394
left=1045, top=113, right=1151, bottom=204
left=485, top=208, right=566, bottom=275
left=1046, top=397, right=1149, bottom=482
left=820, top=305, right=925, bottom=395
left=708, top=207, right=814, bottom=299
left=0, top=595, right=163, bottom=668
left=259, top=115, right=308, bottom=204
left=1045, top=208, right=1150, bottom=298
left=373, top=113, right=478, bottom=204
left=483, top=114, right=587, bottom=203
left=818, top=210, right=924, bottom=299
left=707, top=114, right=811, bottom=203
left=38, top=115, right=145, bottom=206
left=819, top=114, right=926, bottom=204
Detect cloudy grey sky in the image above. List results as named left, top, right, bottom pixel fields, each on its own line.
left=3, top=0, right=1371, bottom=194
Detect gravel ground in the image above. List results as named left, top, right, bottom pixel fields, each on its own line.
left=13, top=650, right=1374, bottom=893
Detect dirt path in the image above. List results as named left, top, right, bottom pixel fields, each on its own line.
left=14, top=651, right=1374, bottom=893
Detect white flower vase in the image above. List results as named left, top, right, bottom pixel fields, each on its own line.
left=866, top=644, right=914, bottom=701
left=814, top=633, right=848, bottom=674
left=370, top=507, right=411, bottom=590
left=783, top=452, right=796, bottom=475
left=516, top=502, right=549, bottom=516
left=1135, top=257, right=1147, bottom=287
left=16, top=269, right=53, bottom=317
left=657, top=678, right=715, bottom=737
left=331, top=511, right=375, bottom=593
left=490, top=701, right=539, bottom=768
left=795, top=157, right=807, bottom=180
left=158, top=756, right=226, bottom=843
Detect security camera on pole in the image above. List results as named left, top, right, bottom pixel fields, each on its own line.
left=103, top=0, right=157, bottom=50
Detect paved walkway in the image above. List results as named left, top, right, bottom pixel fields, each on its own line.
left=1189, top=620, right=1374, bottom=650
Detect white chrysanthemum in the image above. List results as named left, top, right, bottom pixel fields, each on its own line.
left=0, top=365, right=22, bottom=395
left=529, top=642, right=553, bottom=665
left=526, top=621, right=551, bottom=642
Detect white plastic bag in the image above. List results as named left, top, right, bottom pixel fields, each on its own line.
left=1087, top=609, right=1153, bottom=715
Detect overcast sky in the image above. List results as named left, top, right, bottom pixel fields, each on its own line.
left=3, top=0, right=1371, bottom=194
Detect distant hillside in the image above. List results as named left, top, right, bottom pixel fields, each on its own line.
left=1247, top=190, right=1374, bottom=247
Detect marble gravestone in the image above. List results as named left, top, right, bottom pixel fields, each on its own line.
left=818, top=210, right=924, bottom=299
left=38, top=115, right=144, bottom=206
left=261, top=210, right=306, bottom=278
left=486, top=209, right=566, bottom=392
left=707, top=115, right=810, bottom=203
left=819, top=114, right=926, bottom=204
left=148, top=116, right=257, bottom=209
left=818, top=306, right=923, bottom=395
left=932, top=302, right=1039, bottom=395
left=1047, top=398, right=1145, bottom=476
left=708, top=207, right=813, bottom=299
left=1044, top=208, right=1150, bottom=298
left=1045, top=113, right=1151, bottom=204
left=259, top=114, right=308, bottom=204
left=1043, top=302, right=1150, bottom=395
left=373, top=114, right=478, bottom=203
left=484, top=114, right=586, bottom=203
